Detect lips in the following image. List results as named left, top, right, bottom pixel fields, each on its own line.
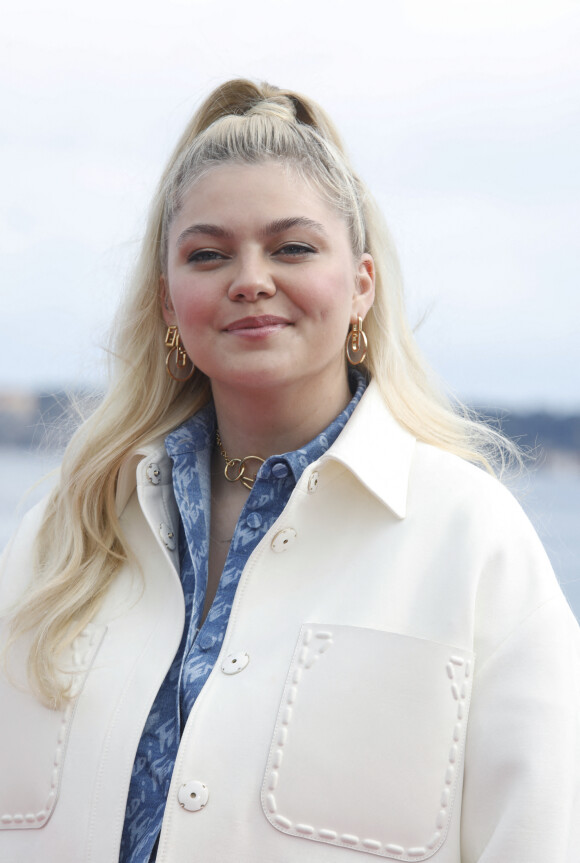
left=224, top=315, right=291, bottom=331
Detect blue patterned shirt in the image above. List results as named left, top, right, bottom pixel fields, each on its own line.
left=119, top=370, right=367, bottom=862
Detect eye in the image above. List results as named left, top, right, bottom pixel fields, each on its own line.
left=274, top=242, right=316, bottom=259
left=187, top=249, right=227, bottom=264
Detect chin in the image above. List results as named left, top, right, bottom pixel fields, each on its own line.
left=210, top=363, right=306, bottom=395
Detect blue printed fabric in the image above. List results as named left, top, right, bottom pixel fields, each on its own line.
left=119, top=369, right=367, bottom=862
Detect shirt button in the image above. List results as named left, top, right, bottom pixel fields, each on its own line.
left=221, top=651, right=250, bottom=674
left=178, top=780, right=209, bottom=812
left=271, top=462, right=289, bottom=479
left=159, top=522, right=176, bottom=551
left=146, top=462, right=161, bottom=484
left=246, top=512, right=262, bottom=529
left=271, top=527, right=297, bottom=552
left=307, top=471, right=319, bottom=493
left=199, top=632, right=216, bottom=651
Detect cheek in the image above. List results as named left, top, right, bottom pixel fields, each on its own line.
left=303, top=271, right=355, bottom=322
left=169, top=282, right=213, bottom=328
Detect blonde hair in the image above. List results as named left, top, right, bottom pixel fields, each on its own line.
left=4, top=79, right=519, bottom=707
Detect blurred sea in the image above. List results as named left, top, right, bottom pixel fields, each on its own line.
left=0, top=446, right=578, bottom=621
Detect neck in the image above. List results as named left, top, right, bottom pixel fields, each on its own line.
left=212, top=374, right=352, bottom=460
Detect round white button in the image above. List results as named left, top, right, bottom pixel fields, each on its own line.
left=159, top=522, right=176, bottom=551
left=178, top=780, right=209, bottom=812
left=271, top=528, right=297, bottom=552
left=146, top=462, right=161, bottom=484
left=221, top=651, right=250, bottom=674
left=307, top=471, right=319, bottom=493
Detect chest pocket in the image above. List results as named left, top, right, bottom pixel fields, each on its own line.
left=0, top=623, right=106, bottom=830
left=261, top=624, right=474, bottom=861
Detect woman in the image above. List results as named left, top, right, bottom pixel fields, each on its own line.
left=1, top=79, right=578, bottom=862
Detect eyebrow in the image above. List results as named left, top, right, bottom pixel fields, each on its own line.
left=260, top=217, right=328, bottom=238
left=176, top=224, right=234, bottom=247
left=175, top=217, right=328, bottom=248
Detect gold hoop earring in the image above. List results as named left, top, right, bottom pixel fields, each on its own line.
left=345, top=316, right=368, bottom=365
left=165, top=325, right=195, bottom=381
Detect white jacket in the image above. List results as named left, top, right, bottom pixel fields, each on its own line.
left=1, top=381, right=579, bottom=863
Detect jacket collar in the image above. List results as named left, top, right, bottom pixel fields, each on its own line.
left=321, top=379, right=415, bottom=519
left=115, top=381, right=416, bottom=520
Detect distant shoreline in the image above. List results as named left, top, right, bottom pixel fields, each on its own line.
left=1, top=389, right=579, bottom=465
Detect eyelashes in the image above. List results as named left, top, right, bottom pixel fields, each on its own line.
left=186, top=243, right=317, bottom=265
left=187, top=249, right=227, bottom=263
left=275, top=243, right=316, bottom=257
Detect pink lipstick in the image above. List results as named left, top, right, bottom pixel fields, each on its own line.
left=224, top=315, right=291, bottom=337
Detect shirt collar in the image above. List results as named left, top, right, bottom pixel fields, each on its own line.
left=162, top=369, right=367, bottom=480
left=164, top=401, right=216, bottom=458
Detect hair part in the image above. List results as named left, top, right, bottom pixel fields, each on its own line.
left=2, top=79, right=522, bottom=708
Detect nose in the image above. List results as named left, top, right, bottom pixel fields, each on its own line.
left=227, top=252, right=276, bottom=302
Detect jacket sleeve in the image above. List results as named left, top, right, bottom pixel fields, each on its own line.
left=460, top=500, right=580, bottom=862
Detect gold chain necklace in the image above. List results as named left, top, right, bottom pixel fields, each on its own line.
left=215, top=430, right=265, bottom=491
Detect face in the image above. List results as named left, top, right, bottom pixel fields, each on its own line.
left=161, top=162, right=374, bottom=406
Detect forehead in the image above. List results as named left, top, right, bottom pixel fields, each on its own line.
left=172, top=161, right=348, bottom=234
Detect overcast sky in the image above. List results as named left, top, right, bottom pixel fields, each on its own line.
left=1, top=0, right=579, bottom=409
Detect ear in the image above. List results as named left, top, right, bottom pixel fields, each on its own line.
left=352, top=253, right=375, bottom=322
left=160, top=275, right=176, bottom=326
